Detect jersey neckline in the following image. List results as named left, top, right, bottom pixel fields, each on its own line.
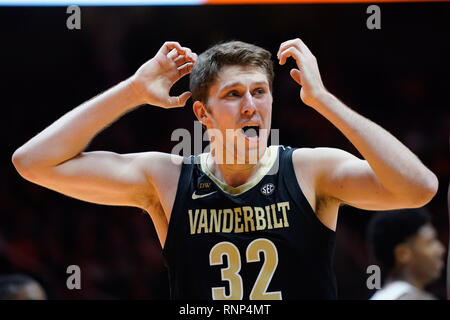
left=199, top=145, right=279, bottom=196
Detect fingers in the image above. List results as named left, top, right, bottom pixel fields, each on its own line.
left=277, top=38, right=312, bottom=59
left=166, top=62, right=194, bottom=87
left=290, top=68, right=302, bottom=85
left=164, top=42, right=196, bottom=59
left=160, top=42, right=197, bottom=69
left=173, top=49, right=196, bottom=81
left=177, top=61, right=194, bottom=74
left=183, top=47, right=197, bottom=62
left=155, top=41, right=197, bottom=109
left=173, top=50, right=197, bottom=67
left=278, top=46, right=304, bottom=66
left=163, top=64, right=193, bottom=108
left=160, top=41, right=185, bottom=56
left=167, top=48, right=180, bottom=60
left=173, top=54, right=188, bottom=66
left=277, top=38, right=316, bottom=69
left=167, top=91, right=192, bottom=108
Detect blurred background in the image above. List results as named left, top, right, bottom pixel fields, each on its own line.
left=1, top=2, right=449, bottom=299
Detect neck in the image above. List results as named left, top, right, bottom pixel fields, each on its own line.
left=207, top=146, right=268, bottom=187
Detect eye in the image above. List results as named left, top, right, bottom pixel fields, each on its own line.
left=226, top=90, right=240, bottom=98
left=253, top=88, right=266, bottom=95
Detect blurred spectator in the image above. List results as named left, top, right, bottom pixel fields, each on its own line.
left=367, top=209, right=445, bottom=300
left=0, top=274, right=47, bottom=300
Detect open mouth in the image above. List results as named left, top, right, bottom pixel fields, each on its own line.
left=241, top=125, right=260, bottom=138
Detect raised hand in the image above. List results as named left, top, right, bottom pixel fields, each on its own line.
left=277, top=38, right=327, bottom=107
left=130, top=41, right=197, bottom=108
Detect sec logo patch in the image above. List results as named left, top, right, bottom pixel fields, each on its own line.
left=261, top=183, right=275, bottom=196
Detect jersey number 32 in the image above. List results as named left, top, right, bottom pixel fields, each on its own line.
left=209, top=238, right=282, bottom=300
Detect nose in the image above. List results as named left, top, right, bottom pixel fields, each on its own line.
left=241, top=91, right=256, bottom=116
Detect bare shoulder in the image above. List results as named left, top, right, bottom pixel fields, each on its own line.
left=132, top=152, right=184, bottom=201
left=292, top=146, right=360, bottom=196
left=292, top=147, right=315, bottom=166
left=133, top=152, right=183, bottom=219
left=133, top=151, right=183, bottom=182
left=292, top=146, right=359, bottom=180
left=292, top=147, right=354, bottom=164
left=292, top=147, right=335, bottom=176
left=291, top=147, right=346, bottom=231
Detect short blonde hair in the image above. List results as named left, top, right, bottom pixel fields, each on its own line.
left=189, top=40, right=274, bottom=104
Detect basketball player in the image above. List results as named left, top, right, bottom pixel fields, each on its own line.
left=368, top=209, right=445, bottom=300
left=12, top=38, right=438, bottom=299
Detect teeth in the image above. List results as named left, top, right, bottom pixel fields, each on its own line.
left=242, top=126, right=259, bottom=138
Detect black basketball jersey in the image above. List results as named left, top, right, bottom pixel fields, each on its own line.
left=162, top=145, right=337, bottom=300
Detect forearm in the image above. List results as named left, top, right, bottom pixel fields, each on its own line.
left=310, top=91, right=438, bottom=200
left=13, top=78, right=142, bottom=169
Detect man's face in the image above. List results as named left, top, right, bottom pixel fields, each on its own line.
left=201, top=65, right=273, bottom=163
left=408, top=224, right=445, bottom=285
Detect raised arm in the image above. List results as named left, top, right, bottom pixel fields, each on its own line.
left=12, top=41, right=196, bottom=210
left=278, top=38, right=438, bottom=211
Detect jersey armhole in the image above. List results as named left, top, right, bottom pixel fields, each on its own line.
left=162, top=155, right=194, bottom=254
left=280, top=146, right=336, bottom=235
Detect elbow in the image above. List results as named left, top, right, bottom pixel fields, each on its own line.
left=407, top=172, right=439, bottom=208
left=420, top=171, right=439, bottom=204
left=12, top=147, right=36, bottom=180
left=12, top=148, right=24, bottom=171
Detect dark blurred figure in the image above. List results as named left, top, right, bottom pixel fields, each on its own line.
left=367, top=209, right=445, bottom=300
left=447, top=179, right=450, bottom=300
left=0, top=274, right=47, bottom=300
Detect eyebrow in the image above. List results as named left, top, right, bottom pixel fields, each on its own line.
left=219, top=81, right=269, bottom=92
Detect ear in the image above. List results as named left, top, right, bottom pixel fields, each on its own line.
left=193, top=101, right=210, bottom=126
left=394, top=244, right=413, bottom=266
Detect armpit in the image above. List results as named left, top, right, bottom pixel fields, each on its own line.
left=315, top=195, right=340, bottom=231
